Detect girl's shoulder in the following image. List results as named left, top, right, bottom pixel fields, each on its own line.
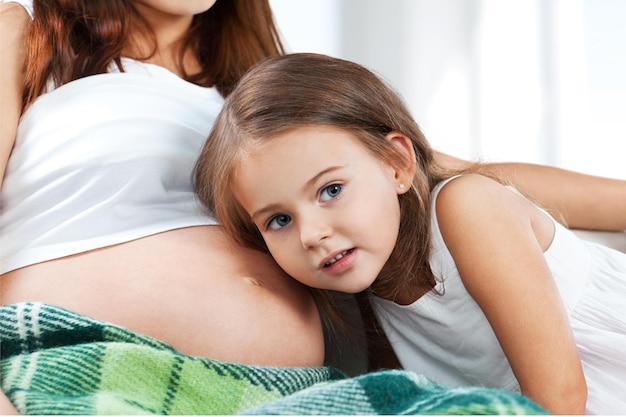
left=434, top=173, right=511, bottom=215
left=434, top=173, right=539, bottom=240
left=434, top=173, right=554, bottom=253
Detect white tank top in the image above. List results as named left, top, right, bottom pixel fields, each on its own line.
left=0, top=57, right=223, bottom=273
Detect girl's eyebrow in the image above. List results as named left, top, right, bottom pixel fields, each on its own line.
left=251, top=203, right=282, bottom=222
left=303, top=165, right=344, bottom=191
left=250, top=165, right=345, bottom=221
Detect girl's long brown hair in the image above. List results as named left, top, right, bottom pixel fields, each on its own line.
left=23, top=0, right=284, bottom=109
left=194, top=53, right=470, bottom=309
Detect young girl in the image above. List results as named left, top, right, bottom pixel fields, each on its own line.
left=195, top=53, right=626, bottom=415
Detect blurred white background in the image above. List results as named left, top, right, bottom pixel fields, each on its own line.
left=270, top=0, right=626, bottom=179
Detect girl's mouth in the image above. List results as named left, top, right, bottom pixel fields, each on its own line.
left=322, top=248, right=356, bottom=269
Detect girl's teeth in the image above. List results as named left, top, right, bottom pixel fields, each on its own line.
left=326, top=251, right=347, bottom=266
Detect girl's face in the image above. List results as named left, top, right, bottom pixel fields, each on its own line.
left=232, top=126, right=412, bottom=293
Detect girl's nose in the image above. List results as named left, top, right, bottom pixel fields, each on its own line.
left=300, top=219, right=333, bottom=249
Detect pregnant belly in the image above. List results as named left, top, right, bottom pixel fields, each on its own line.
left=0, top=225, right=324, bottom=367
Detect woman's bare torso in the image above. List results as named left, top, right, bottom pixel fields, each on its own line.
left=0, top=225, right=325, bottom=367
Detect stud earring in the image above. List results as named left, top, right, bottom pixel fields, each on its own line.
left=399, top=184, right=406, bottom=190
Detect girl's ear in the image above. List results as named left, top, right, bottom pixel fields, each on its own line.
left=384, top=131, right=417, bottom=194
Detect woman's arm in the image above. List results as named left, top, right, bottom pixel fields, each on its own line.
left=434, top=151, right=626, bottom=231
left=0, top=390, right=18, bottom=415
left=0, top=2, right=29, bottom=185
left=0, top=3, right=29, bottom=414
left=436, top=174, right=587, bottom=414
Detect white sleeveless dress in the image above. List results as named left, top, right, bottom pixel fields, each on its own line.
left=371, top=177, right=626, bottom=414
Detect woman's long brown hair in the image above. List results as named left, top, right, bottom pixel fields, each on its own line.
left=23, top=0, right=284, bottom=109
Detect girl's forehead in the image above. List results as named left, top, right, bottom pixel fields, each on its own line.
left=234, top=126, right=363, bottom=174
left=233, top=125, right=399, bottom=175
left=263, top=125, right=360, bottom=146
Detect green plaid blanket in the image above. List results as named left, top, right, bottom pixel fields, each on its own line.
left=0, top=302, right=546, bottom=415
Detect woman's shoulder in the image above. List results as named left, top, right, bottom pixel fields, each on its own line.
left=0, top=0, right=33, bottom=18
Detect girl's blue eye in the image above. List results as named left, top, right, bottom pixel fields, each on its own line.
left=320, top=183, right=342, bottom=202
left=268, top=214, right=291, bottom=230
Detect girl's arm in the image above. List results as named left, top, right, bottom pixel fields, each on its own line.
left=436, top=174, right=587, bottom=415
left=0, top=1, right=29, bottom=185
left=434, top=151, right=626, bottom=231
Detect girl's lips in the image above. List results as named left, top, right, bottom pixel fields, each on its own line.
left=320, top=248, right=357, bottom=275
